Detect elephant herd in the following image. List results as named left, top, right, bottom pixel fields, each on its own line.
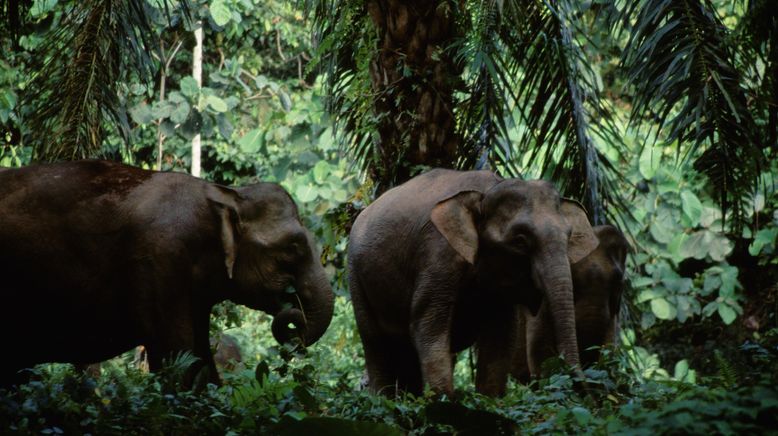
left=0, top=160, right=628, bottom=397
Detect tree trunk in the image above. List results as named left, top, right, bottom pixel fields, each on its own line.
left=366, top=0, right=463, bottom=193
left=191, top=21, right=203, bottom=177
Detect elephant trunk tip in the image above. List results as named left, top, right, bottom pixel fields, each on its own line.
left=271, top=308, right=307, bottom=346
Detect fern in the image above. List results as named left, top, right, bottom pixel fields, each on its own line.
left=714, top=349, right=738, bottom=388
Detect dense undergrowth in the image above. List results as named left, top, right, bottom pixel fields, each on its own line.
left=2, top=304, right=777, bottom=435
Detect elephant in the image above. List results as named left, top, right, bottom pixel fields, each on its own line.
left=347, top=169, right=599, bottom=397
left=0, top=160, right=334, bottom=387
left=512, top=225, right=629, bottom=382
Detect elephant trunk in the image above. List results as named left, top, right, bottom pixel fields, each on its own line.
left=533, top=242, right=581, bottom=372
left=271, top=262, right=334, bottom=346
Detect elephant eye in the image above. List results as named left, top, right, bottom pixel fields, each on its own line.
left=513, top=233, right=529, bottom=248
left=510, top=227, right=534, bottom=251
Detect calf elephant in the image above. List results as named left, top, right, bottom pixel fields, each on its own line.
left=0, top=160, right=334, bottom=386
left=348, top=169, right=599, bottom=397
left=512, top=225, right=629, bottom=382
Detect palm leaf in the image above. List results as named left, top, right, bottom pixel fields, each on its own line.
left=736, top=0, right=778, bottom=149
left=491, top=0, right=630, bottom=227
left=17, top=0, right=188, bottom=161
left=620, top=0, right=765, bottom=228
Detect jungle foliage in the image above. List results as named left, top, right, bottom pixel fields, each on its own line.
left=1, top=0, right=777, bottom=434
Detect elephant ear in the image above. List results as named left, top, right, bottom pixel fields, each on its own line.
left=430, top=191, right=483, bottom=265
left=560, top=199, right=599, bottom=264
left=208, top=186, right=242, bottom=279
left=594, top=225, right=630, bottom=317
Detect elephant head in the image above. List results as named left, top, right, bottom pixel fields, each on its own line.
left=572, top=225, right=629, bottom=366
left=207, top=183, right=334, bottom=347
left=430, top=179, right=598, bottom=371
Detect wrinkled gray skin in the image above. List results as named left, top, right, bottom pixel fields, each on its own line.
left=0, top=160, right=334, bottom=386
left=348, top=169, right=599, bottom=397
left=512, top=225, right=629, bottom=382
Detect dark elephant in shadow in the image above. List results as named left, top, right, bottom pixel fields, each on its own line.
left=0, top=160, right=334, bottom=386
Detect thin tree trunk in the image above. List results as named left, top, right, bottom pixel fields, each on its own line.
left=155, top=37, right=183, bottom=171
left=191, top=21, right=203, bottom=177
left=156, top=40, right=167, bottom=171
left=366, top=0, right=463, bottom=193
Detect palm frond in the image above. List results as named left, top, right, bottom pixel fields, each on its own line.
left=453, top=0, right=521, bottom=176
left=736, top=0, right=778, bottom=149
left=21, top=0, right=187, bottom=161
left=496, top=0, right=630, bottom=227
left=621, top=0, right=765, bottom=228
left=310, top=0, right=386, bottom=187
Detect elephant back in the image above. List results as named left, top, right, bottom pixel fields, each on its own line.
left=352, top=169, right=501, bottom=242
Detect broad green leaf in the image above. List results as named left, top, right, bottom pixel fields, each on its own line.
left=180, top=76, right=200, bottom=98
left=639, top=145, right=661, bottom=179
left=651, top=298, right=676, bottom=320
left=749, top=227, right=778, bottom=256
left=702, top=272, right=722, bottom=296
left=718, top=304, right=737, bottom=325
left=667, top=232, right=688, bottom=263
left=708, top=233, right=734, bottom=262
left=637, top=289, right=662, bottom=303
left=170, top=101, right=191, bottom=124
left=217, top=114, right=233, bottom=139
left=295, top=184, right=318, bottom=202
left=206, top=95, right=229, bottom=112
left=332, top=188, right=348, bottom=203
left=210, top=0, right=232, bottom=27
left=699, top=206, right=721, bottom=228
left=151, top=101, right=174, bottom=119
left=278, top=89, right=293, bottom=112
left=680, top=190, right=703, bottom=226
left=631, top=276, right=655, bottom=288
left=679, top=231, right=710, bottom=260
left=571, top=407, right=592, bottom=426
left=238, top=129, right=263, bottom=153
left=718, top=265, right=739, bottom=297
left=129, top=102, right=154, bottom=124
left=0, top=89, right=17, bottom=110
left=662, top=276, right=692, bottom=293
left=673, top=359, right=690, bottom=380
left=649, top=209, right=678, bottom=244
left=312, top=161, right=330, bottom=184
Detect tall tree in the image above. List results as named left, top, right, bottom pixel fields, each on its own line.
left=314, top=0, right=626, bottom=224
left=314, top=0, right=770, bottom=229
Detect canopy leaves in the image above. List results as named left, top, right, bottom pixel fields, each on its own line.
left=620, top=0, right=766, bottom=227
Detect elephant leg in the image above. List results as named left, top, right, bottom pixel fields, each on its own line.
left=525, top=307, right=556, bottom=378
left=350, top=274, right=422, bottom=396
left=363, top=335, right=422, bottom=396
left=145, top=310, right=218, bottom=388
left=410, top=276, right=459, bottom=397
left=475, top=304, right=519, bottom=396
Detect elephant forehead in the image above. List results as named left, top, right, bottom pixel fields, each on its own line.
left=238, top=184, right=300, bottom=220
left=484, top=179, right=561, bottom=211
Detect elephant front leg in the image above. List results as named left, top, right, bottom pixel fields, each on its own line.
left=412, top=324, right=454, bottom=397
left=146, top=310, right=219, bottom=388
left=410, top=283, right=457, bottom=397
left=474, top=305, right=520, bottom=396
